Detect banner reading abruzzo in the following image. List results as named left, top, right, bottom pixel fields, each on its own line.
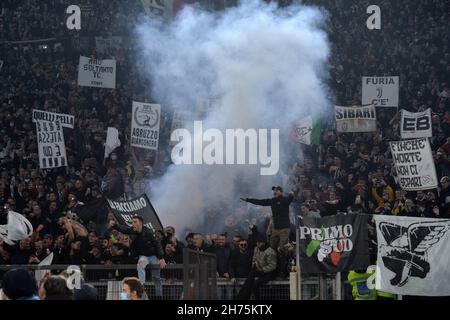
left=77, top=56, right=116, bottom=89
left=36, top=120, right=67, bottom=169
left=106, top=194, right=163, bottom=233
left=32, top=109, right=75, bottom=129
left=131, top=101, right=161, bottom=150
left=297, top=214, right=370, bottom=273
left=362, top=76, right=399, bottom=107
left=400, top=108, right=432, bottom=139
left=390, top=138, right=438, bottom=190
left=374, top=215, right=450, bottom=296
left=335, top=105, right=377, bottom=133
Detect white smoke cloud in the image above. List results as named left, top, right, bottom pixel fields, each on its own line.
left=136, top=0, right=331, bottom=233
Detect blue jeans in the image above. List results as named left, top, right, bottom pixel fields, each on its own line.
left=137, top=256, right=162, bottom=297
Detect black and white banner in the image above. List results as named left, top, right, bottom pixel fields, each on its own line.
left=131, top=101, right=161, bottom=150
left=106, top=194, right=163, bottom=233
left=400, top=109, right=432, bottom=139
left=335, top=105, right=377, bottom=132
left=77, top=56, right=116, bottom=89
left=32, top=109, right=75, bottom=129
left=375, top=215, right=450, bottom=296
left=297, top=214, right=370, bottom=273
left=36, top=120, right=67, bottom=169
left=362, top=76, right=399, bottom=107
left=390, top=138, right=438, bottom=191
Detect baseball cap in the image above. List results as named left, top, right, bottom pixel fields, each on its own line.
left=272, top=186, right=283, bottom=192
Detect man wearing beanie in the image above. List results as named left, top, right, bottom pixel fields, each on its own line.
left=0, top=269, right=40, bottom=300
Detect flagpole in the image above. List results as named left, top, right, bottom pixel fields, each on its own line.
left=296, top=215, right=302, bottom=300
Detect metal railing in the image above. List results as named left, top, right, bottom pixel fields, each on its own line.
left=183, top=249, right=217, bottom=300
left=0, top=264, right=342, bottom=300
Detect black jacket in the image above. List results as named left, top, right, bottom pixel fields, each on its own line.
left=112, top=225, right=164, bottom=259
left=230, top=249, right=252, bottom=278
left=245, top=194, right=293, bottom=229
left=214, top=245, right=231, bottom=276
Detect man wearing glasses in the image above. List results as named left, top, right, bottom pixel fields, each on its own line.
left=230, top=239, right=253, bottom=284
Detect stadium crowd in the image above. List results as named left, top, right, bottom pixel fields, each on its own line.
left=0, top=0, right=449, bottom=300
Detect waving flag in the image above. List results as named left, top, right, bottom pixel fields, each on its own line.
left=294, top=115, right=320, bottom=145
left=0, top=211, right=34, bottom=245
left=375, top=215, right=450, bottom=296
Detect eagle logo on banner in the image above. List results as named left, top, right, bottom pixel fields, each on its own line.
left=134, top=104, right=160, bottom=128
left=379, top=221, right=450, bottom=287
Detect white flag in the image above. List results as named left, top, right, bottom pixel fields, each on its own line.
left=104, top=127, right=121, bottom=158
left=36, top=120, right=67, bottom=169
left=77, top=56, right=116, bottom=89
left=32, top=109, right=75, bottom=129
left=295, top=115, right=320, bottom=145
left=375, top=215, right=450, bottom=296
left=0, top=211, right=33, bottom=245
left=400, top=109, right=432, bottom=139
left=390, top=138, right=438, bottom=191
left=35, top=252, right=54, bottom=284
left=362, top=76, right=399, bottom=107
left=335, top=105, right=377, bottom=132
left=130, top=102, right=161, bottom=150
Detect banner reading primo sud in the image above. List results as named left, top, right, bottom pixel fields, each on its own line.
left=297, top=214, right=370, bottom=273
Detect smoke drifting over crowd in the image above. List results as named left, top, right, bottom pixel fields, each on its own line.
left=137, top=0, right=331, bottom=232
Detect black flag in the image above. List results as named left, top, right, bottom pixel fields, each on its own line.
left=297, top=213, right=370, bottom=273
left=106, top=194, right=163, bottom=233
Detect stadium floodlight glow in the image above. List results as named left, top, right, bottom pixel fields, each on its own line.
left=170, top=121, right=279, bottom=176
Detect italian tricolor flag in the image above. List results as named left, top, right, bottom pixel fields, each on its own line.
left=294, top=115, right=321, bottom=145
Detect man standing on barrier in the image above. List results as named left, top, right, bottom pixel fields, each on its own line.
left=108, top=215, right=166, bottom=299
left=241, top=186, right=294, bottom=250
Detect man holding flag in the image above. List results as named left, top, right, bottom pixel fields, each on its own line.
left=108, top=215, right=166, bottom=299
